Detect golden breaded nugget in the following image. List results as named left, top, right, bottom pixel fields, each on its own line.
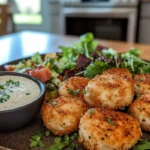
left=79, top=108, right=142, bottom=150
left=59, top=77, right=89, bottom=98
left=129, top=93, right=150, bottom=131
left=41, top=96, right=89, bottom=136
left=134, top=74, right=150, bottom=96
left=84, top=68, right=134, bottom=110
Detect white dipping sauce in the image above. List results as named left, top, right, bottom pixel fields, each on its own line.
left=0, top=75, right=40, bottom=111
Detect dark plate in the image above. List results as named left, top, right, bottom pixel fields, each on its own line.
left=0, top=56, right=150, bottom=150
left=0, top=56, right=83, bottom=150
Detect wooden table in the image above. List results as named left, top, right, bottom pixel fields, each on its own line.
left=0, top=30, right=150, bottom=66
left=0, top=31, right=150, bottom=150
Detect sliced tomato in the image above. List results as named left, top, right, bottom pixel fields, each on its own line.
left=29, top=68, right=51, bottom=82
left=4, top=65, right=15, bottom=71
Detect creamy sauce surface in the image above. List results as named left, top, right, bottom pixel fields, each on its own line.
left=0, top=75, right=40, bottom=111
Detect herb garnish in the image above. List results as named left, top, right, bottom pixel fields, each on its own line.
left=89, top=108, right=94, bottom=115
left=106, top=118, right=116, bottom=126
left=25, top=93, right=31, bottom=95
left=30, top=131, right=78, bottom=150
left=14, top=81, right=20, bottom=86
left=51, top=101, right=57, bottom=107
left=45, top=130, right=51, bottom=137
left=0, top=93, right=10, bottom=103
left=5, top=79, right=20, bottom=86
left=132, top=139, right=150, bottom=150
left=0, top=80, right=20, bottom=103
left=120, top=106, right=128, bottom=111
left=30, top=132, right=45, bottom=148
left=82, top=89, right=87, bottom=95
left=68, top=89, right=80, bottom=96
left=5, top=79, right=14, bottom=86
left=48, top=133, right=78, bottom=150
left=0, top=85, right=4, bottom=89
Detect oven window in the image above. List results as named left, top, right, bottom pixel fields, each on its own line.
left=66, top=17, right=128, bottom=41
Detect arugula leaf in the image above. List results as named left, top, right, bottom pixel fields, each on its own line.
left=102, top=48, right=117, bottom=59
left=78, top=33, right=99, bottom=59
left=139, top=64, right=150, bottom=74
left=128, top=48, right=140, bottom=57
left=58, top=32, right=99, bottom=71
left=84, top=60, right=109, bottom=78
left=120, top=52, right=149, bottom=74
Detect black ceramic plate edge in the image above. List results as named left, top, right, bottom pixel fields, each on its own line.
left=0, top=54, right=46, bottom=71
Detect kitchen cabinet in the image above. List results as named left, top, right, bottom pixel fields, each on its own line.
left=139, top=19, right=150, bottom=44
left=138, top=1, right=150, bottom=44
left=49, top=0, right=61, bottom=34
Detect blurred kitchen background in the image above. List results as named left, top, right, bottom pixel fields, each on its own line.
left=0, top=0, right=150, bottom=44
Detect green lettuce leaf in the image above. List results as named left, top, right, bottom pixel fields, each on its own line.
left=31, top=52, right=42, bottom=64
left=80, top=32, right=94, bottom=42
left=128, top=48, right=140, bottom=57
left=84, top=61, right=109, bottom=78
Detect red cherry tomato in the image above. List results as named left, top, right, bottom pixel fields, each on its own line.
left=29, top=68, right=51, bottom=83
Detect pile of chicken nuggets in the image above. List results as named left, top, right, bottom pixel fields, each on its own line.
left=42, top=68, right=150, bottom=150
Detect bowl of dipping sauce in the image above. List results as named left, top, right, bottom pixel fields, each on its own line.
left=0, top=71, right=46, bottom=132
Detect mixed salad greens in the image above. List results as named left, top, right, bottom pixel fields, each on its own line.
left=5, top=32, right=150, bottom=77
left=4, top=32, right=150, bottom=100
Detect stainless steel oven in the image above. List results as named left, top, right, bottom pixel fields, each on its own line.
left=66, top=17, right=128, bottom=41
left=60, top=0, right=139, bottom=42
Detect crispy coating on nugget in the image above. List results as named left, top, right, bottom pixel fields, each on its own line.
left=58, top=77, right=89, bottom=98
left=79, top=108, right=142, bottom=150
left=129, top=93, right=150, bottom=131
left=84, top=68, right=134, bottom=110
left=41, top=96, right=89, bottom=136
left=134, top=74, right=150, bottom=96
